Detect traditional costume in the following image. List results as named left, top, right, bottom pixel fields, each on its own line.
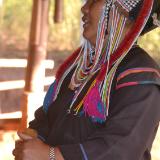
left=29, top=0, right=160, bottom=159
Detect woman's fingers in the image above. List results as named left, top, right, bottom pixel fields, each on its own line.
left=13, top=137, right=49, bottom=160
left=17, top=132, right=33, bottom=140
left=14, top=152, right=23, bottom=160
left=15, top=140, right=23, bottom=148
left=12, top=139, right=24, bottom=160
left=12, top=147, right=23, bottom=160
left=12, top=148, right=16, bottom=156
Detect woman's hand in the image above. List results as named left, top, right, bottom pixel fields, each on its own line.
left=13, top=132, right=50, bottom=160
left=13, top=130, right=64, bottom=160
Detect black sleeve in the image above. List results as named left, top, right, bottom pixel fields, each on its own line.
left=29, top=106, right=49, bottom=141
left=59, top=84, right=160, bottom=160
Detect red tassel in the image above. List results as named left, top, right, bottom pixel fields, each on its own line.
left=56, top=47, right=81, bottom=80
left=97, top=61, right=109, bottom=81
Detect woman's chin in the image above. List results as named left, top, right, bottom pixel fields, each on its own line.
left=82, top=32, right=95, bottom=45
left=82, top=34, right=88, bottom=41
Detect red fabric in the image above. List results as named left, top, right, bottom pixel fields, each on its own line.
left=56, top=47, right=81, bottom=80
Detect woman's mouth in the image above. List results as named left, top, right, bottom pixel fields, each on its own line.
left=82, top=17, right=90, bottom=28
left=83, top=22, right=89, bottom=28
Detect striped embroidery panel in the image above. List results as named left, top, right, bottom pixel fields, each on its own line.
left=116, top=67, right=160, bottom=90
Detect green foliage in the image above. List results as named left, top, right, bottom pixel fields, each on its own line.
left=2, top=0, right=32, bottom=40
left=48, top=0, right=82, bottom=50
left=0, top=0, right=82, bottom=50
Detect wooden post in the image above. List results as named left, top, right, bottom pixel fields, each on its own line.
left=20, top=0, right=50, bottom=130
left=54, top=0, right=63, bottom=23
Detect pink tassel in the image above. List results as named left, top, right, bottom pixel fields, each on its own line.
left=83, top=84, right=105, bottom=120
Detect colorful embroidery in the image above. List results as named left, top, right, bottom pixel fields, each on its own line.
left=116, top=68, right=160, bottom=90
left=83, top=83, right=106, bottom=122
left=117, top=67, right=160, bottom=82
left=116, top=81, right=160, bottom=90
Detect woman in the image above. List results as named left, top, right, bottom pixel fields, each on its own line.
left=13, top=0, right=160, bottom=159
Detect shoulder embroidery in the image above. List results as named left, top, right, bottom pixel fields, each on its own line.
left=116, top=67, right=160, bottom=90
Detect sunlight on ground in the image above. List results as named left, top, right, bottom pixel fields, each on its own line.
left=0, top=126, right=160, bottom=160
left=0, top=131, right=18, bottom=160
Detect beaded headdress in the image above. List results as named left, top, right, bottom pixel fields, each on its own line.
left=43, top=0, right=159, bottom=123
left=131, top=0, right=160, bottom=34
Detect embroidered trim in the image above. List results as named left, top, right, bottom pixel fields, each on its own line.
left=116, top=81, right=160, bottom=90
left=116, top=68, right=160, bottom=90
left=37, top=134, right=46, bottom=142
left=117, top=67, right=160, bottom=83
left=79, top=144, right=88, bottom=160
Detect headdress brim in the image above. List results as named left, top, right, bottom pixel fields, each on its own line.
left=141, top=0, right=160, bottom=34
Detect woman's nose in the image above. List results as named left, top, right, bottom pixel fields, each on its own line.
left=81, top=1, right=89, bottom=14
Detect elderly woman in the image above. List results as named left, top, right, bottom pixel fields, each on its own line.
left=13, top=0, right=160, bottom=160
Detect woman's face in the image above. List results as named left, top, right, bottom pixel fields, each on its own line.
left=81, top=0, right=105, bottom=46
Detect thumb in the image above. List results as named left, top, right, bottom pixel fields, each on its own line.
left=17, top=132, right=33, bottom=141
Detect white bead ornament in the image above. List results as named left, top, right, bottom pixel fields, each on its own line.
left=116, top=0, right=141, bottom=12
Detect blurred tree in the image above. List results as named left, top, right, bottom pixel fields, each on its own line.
left=2, top=0, right=32, bottom=39
left=0, top=0, right=82, bottom=52
left=138, top=28, right=160, bottom=65
left=48, top=0, right=82, bottom=50
left=0, top=0, right=159, bottom=64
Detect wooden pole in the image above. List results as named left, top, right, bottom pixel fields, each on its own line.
left=54, top=0, right=63, bottom=23
left=20, top=0, right=50, bottom=130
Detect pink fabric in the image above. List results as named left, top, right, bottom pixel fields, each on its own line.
left=116, top=82, right=139, bottom=90
left=83, top=84, right=105, bottom=120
